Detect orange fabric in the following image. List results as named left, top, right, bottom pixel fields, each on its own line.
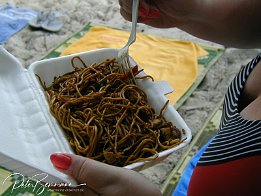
left=61, top=26, right=208, bottom=104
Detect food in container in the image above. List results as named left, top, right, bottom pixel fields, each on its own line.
left=37, top=56, right=185, bottom=167
left=0, top=47, right=192, bottom=184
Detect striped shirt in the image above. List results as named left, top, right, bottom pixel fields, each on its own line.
left=197, top=54, right=261, bottom=166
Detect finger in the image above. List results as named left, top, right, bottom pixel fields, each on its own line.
left=119, top=0, right=132, bottom=21
left=120, top=0, right=160, bottom=23
left=50, top=153, right=162, bottom=195
left=50, top=153, right=122, bottom=192
left=119, top=0, right=132, bottom=9
left=139, top=0, right=150, bottom=14
left=119, top=0, right=132, bottom=14
left=120, top=8, right=132, bottom=21
left=140, top=0, right=160, bottom=18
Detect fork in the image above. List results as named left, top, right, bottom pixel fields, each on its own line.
left=118, top=0, right=139, bottom=84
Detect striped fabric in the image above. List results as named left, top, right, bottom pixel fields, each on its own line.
left=197, top=54, right=261, bottom=166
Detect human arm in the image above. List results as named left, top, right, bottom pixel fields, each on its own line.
left=50, top=153, right=162, bottom=196
left=119, top=0, right=261, bottom=48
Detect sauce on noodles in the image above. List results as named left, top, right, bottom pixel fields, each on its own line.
left=37, top=56, right=183, bottom=167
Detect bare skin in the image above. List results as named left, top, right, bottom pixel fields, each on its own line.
left=240, top=61, right=261, bottom=120
left=119, top=0, right=261, bottom=48
left=50, top=153, right=162, bottom=196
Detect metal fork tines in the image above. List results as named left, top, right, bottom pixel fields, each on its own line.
left=118, top=0, right=139, bottom=84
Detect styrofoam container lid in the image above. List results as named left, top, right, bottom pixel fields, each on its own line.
left=0, top=46, right=192, bottom=184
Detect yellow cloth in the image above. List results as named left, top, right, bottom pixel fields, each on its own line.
left=61, top=26, right=208, bottom=104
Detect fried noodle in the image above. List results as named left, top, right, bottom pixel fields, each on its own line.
left=37, top=56, right=182, bottom=167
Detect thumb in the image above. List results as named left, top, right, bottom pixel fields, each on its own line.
left=50, top=153, right=163, bottom=196
left=50, top=153, right=121, bottom=191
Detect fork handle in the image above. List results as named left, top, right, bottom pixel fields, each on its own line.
left=127, top=0, right=139, bottom=46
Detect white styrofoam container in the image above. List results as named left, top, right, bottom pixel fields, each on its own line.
left=0, top=46, right=192, bottom=185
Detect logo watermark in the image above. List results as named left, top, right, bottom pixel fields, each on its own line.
left=2, top=172, right=86, bottom=195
